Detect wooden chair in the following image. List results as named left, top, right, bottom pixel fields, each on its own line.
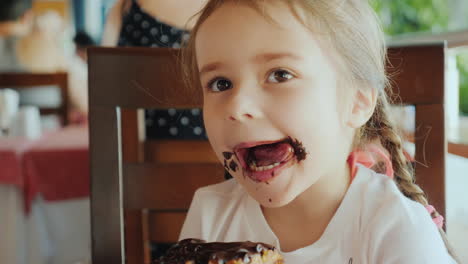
left=386, top=43, right=446, bottom=218
left=0, top=72, right=69, bottom=125
left=88, top=43, right=446, bottom=264
left=88, top=47, right=223, bottom=264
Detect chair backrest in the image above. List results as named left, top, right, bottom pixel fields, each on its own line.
left=0, top=72, right=69, bottom=126
left=386, top=43, right=446, bottom=218
left=88, top=43, right=446, bottom=264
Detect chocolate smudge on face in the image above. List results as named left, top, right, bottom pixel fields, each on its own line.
left=287, top=137, right=307, bottom=162
left=229, top=160, right=238, bottom=172
left=269, top=198, right=272, bottom=202
left=222, top=151, right=233, bottom=160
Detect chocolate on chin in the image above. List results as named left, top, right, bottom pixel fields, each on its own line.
left=154, top=238, right=284, bottom=264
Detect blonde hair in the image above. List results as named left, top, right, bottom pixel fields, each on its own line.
left=181, top=0, right=458, bottom=260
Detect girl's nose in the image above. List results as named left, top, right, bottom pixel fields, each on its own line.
left=228, top=112, right=254, bottom=121
left=225, top=89, right=263, bottom=122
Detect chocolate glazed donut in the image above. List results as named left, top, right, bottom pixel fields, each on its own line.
left=154, top=239, right=285, bottom=264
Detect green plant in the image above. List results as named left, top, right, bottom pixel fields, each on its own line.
left=371, top=0, right=449, bottom=35
left=457, top=53, right=468, bottom=115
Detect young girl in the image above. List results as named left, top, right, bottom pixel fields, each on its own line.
left=178, top=0, right=459, bottom=263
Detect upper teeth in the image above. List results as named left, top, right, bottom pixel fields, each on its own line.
left=249, top=161, right=281, bottom=172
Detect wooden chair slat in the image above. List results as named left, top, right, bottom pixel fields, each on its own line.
left=89, top=106, right=123, bottom=264
left=148, top=212, right=187, bottom=243
left=123, top=163, right=224, bottom=210
left=144, top=141, right=218, bottom=163
left=414, top=103, right=446, bottom=216
left=125, top=210, right=145, bottom=264
left=0, top=72, right=67, bottom=86
left=122, top=109, right=142, bottom=163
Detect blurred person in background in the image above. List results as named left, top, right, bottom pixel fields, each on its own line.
left=15, top=10, right=68, bottom=71
left=74, top=30, right=95, bottom=62
left=66, top=30, right=95, bottom=121
left=101, top=0, right=208, bottom=140
left=102, top=0, right=205, bottom=47
left=0, top=0, right=34, bottom=71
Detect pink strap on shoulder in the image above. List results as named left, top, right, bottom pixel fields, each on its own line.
left=347, top=145, right=443, bottom=228
left=347, top=143, right=393, bottom=180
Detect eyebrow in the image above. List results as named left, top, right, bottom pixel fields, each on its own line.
left=252, top=52, right=302, bottom=64
left=198, top=52, right=301, bottom=77
left=199, top=62, right=224, bottom=77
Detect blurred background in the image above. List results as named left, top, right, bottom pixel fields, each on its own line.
left=0, top=0, right=467, bottom=264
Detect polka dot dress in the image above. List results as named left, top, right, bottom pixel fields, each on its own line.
left=118, top=0, right=207, bottom=140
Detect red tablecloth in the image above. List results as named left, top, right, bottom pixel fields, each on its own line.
left=0, top=138, right=36, bottom=187
left=22, top=125, right=89, bottom=212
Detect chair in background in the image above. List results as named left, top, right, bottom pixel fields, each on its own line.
left=386, top=43, right=446, bottom=218
left=88, top=43, right=446, bottom=264
left=0, top=72, right=69, bottom=126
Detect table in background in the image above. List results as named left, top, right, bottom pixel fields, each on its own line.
left=0, top=125, right=91, bottom=264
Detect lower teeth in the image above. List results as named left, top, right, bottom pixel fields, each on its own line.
left=249, top=162, right=280, bottom=172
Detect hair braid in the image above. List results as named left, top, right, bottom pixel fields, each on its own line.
left=365, top=96, right=429, bottom=206
left=361, top=94, right=460, bottom=262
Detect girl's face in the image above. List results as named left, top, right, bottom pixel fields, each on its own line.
left=195, top=2, right=355, bottom=207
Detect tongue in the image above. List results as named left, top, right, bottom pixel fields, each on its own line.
left=250, top=142, right=292, bottom=166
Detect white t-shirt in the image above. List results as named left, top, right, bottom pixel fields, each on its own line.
left=179, top=164, right=455, bottom=263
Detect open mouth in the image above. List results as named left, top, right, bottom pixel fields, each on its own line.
left=234, top=137, right=306, bottom=183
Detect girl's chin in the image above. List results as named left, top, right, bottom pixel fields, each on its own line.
left=237, top=166, right=320, bottom=209
left=241, top=177, right=300, bottom=208
left=259, top=196, right=295, bottom=208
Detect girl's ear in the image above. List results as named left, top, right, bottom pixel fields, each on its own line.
left=346, top=87, right=377, bottom=128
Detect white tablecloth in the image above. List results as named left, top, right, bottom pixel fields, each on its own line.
left=0, top=185, right=90, bottom=264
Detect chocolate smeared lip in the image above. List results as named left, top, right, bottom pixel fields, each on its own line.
left=288, top=137, right=307, bottom=161
left=233, top=137, right=307, bottom=183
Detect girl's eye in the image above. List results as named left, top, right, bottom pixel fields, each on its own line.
left=267, top=69, right=294, bottom=83
left=208, top=78, right=232, bottom=92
